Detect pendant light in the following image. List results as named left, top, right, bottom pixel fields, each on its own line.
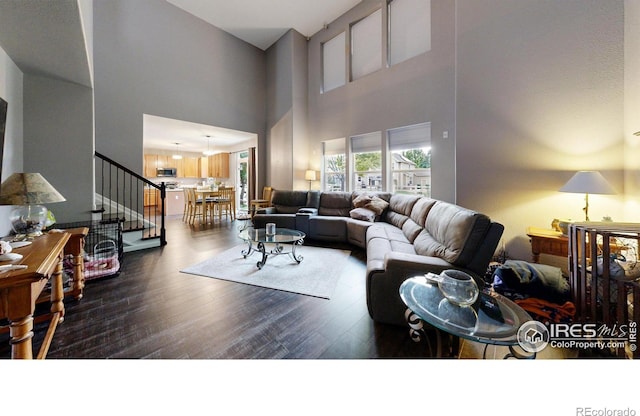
left=203, top=135, right=215, bottom=156
left=172, top=142, right=183, bottom=160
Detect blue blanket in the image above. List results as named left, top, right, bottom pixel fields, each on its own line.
left=492, top=260, right=570, bottom=303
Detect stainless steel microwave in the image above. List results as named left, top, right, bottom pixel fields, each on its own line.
left=156, top=167, right=177, bottom=177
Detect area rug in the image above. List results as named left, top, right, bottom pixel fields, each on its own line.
left=180, top=244, right=351, bottom=299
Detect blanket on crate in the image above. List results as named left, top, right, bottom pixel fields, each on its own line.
left=492, top=260, right=570, bottom=304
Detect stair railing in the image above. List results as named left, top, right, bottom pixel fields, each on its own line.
left=94, top=151, right=166, bottom=246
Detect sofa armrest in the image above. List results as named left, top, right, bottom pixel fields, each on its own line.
left=297, top=207, right=318, bottom=215
left=383, top=251, right=454, bottom=276
left=257, top=207, right=277, bottom=215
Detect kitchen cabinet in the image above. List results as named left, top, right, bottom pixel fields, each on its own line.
left=156, top=155, right=171, bottom=169
left=208, top=153, right=229, bottom=178
left=144, top=154, right=158, bottom=177
left=199, top=156, right=208, bottom=178
left=183, top=157, right=200, bottom=178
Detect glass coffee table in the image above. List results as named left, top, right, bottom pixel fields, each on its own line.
left=238, top=228, right=305, bottom=269
left=399, top=275, right=535, bottom=358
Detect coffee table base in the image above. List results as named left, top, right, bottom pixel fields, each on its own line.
left=241, top=239, right=304, bottom=269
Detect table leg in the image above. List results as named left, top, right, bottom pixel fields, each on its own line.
left=9, top=315, right=34, bottom=359
left=50, top=256, right=66, bottom=322
left=72, top=252, right=85, bottom=300
left=289, top=239, right=304, bottom=264
left=404, top=308, right=440, bottom=357
left=256, top=242, right=267, bottom=269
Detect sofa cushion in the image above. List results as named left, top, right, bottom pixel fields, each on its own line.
left=384, top=194, right=420, bottom=229
left=413, top=201, right=491, bottom=266
left=350, top=207, right=376, bottom=222
left=271, top=190, right=309, bottom=214
left=353, top=193, right=390, bottom=216
left=410, top=197, right=437, bottom=227
left=318, top=192, right=353, bottom=217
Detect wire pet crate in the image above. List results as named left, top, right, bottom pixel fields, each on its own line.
left=568, top=222, right=640, bottom=358
left=56, top=220, right=124, bottom=282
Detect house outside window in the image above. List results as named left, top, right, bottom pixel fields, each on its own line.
left=323, top=138, right=346, bottom=191
left=351, top=132, right=382, bottom=191
left=388, top=122, right=431, bottom=196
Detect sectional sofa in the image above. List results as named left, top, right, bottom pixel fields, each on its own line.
left=253, top=190, right=504, bottom=326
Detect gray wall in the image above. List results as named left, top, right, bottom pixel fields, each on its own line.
left=93, top=0, right=266, bottom=183
left=265, top=29, right=309, bottom=191
left=307, top=0, right=456, bottom=202
left=456, top=0, right=625, bottom=261
left=0, top=46, right=23, bottom=236
left=624, top=0, right=640, bottom=220
left=24, top=74, right=95, bottom=223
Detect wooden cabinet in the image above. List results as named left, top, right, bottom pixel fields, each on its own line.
left=208, top=153, right=229, bottom=178
left=145, top=153, right=204, bottom=178
left=199, top=156, right=208, bottom=178
left=182, top=157, right=199, bottom=178
left=173, top=157, right=184, bottom=177
left=156, top=155, right=171, bottom=169
left=144, top=154, right=158, bottom=177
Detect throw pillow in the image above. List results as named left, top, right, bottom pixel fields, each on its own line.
left=353, top=193, right=372, bottom=208
left=349, top=207, right=376, bottom=222
left=365, top=196, right=389, bottom=216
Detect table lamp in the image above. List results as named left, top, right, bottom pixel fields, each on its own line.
left=305, top=169, right=316, bottom=190
left=0, top=172, right=66, bottom=237
left=559, top=170, right=615, bottom=221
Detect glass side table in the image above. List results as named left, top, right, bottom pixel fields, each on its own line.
left=399, top=275, right=535, bottom=359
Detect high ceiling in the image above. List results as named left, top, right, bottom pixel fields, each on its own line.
left=166, top=0, right=361, bottom=50
left=0, top=0, right=363, bottom=154
left=148, top=0, right=362, bottom=152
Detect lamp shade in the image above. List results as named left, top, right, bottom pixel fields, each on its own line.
left=559, top=171, right=616, bottom=195
left=0, top=173, right=66, bottom=205
left=304, top=170, right=317, bottom=181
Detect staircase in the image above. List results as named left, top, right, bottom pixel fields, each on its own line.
left=95, top=152, right=167, bottom=252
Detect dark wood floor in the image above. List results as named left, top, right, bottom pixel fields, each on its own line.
left=1, top=216, right=437, bottom=359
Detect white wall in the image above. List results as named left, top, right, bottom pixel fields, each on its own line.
left=456, top=0, right=625, bottom=261
left=0, top=45, right=23, bottom=236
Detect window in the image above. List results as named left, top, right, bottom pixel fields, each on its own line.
left=388, top=0, right=431, bottom=66
left=388, top=123, right=431, bottom=196
left=350, top=9, right=382, bottom=81
left=323, top=138, right=346, bottom=191
left=351, top=132, right=382, bottom=191
left=322, top=32, right=346, bottom=93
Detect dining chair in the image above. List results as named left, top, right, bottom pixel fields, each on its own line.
left=249, top=186, right=273, bottom=217
left=186, top=187, right=206, bottom=224
left=211, top=187, right=234, bottom=222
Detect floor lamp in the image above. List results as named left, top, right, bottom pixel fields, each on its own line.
left=305, top=170, right=316, bottom=191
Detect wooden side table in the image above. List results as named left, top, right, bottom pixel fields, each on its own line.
left=526, top=226, right=568, bottom=263
left=0, top=232, right=70, bottom=359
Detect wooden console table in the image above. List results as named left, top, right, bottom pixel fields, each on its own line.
left=526, top=226, right=568, bottom=263
left=0, top=232, right=70, bottom=359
